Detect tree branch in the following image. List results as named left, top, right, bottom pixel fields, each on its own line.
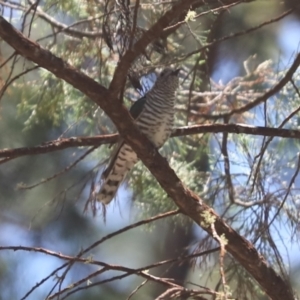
left=1, top=123, right=300, bottom=159
left=0, top=12, right=295, bottom=300
left=108, top=0, right=198, bottom=96
left=199, top=52, right=300, bottom=120
left=180, top=7, right=293, bottom=61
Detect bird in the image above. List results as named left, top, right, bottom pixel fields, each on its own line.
left=96, top=68, right=180, bottom=205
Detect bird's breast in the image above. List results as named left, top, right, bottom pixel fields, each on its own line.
left=137, top=109, right=174, bottom=148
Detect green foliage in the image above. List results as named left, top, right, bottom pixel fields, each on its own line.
left=2, top=0, right=300, bottom=299
left=44, top=0, right=90, bottom=18
left=15, top=69, right=100, bottom=133
left=131, top=138, right=207, bottom=214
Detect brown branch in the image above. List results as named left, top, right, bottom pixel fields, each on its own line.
left=160, top=0, right=254, bottom=39
left=221, top=122, right=235, bottom=204
left=226, top=54, right=300, bottom=116
left=0, top=13, right=295, bottom=300
left=0, top=133, right=118, bottom=159
left=20, top=209, right=180, bottom=300
left=180, top=8, right=294, bottom=61
left=155, top=287, right=209, bottom=300
left=164, top=0, right=243, bottom=32
left=249, top=94, right=300, bottom=194
left=2, top=123, right=300, bottom=159
left=198, top=52, right=300, bottom=120
left=0, top=244, right=216, bottom=300
left=108, top=0, right=198, bottom=96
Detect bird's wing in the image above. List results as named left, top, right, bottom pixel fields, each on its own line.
left=129, top=96, right=146, bottom=120
left=102, top=96, right=146, bottom=179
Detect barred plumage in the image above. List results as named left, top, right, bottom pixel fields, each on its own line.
left=97, top=68, right=180, bottom=204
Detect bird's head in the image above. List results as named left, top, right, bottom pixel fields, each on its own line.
left=154, top=67, right=181, bottom=91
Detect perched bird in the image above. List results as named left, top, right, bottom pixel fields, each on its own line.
left=97, top=68, right=180, bottom=204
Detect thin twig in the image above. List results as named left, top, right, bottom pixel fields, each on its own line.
left=18, top=146, right=97, bottom=190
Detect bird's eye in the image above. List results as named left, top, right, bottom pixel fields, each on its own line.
left=160, top=71, right=166, bottom=77
left=160, top=70, right=168, bottom=78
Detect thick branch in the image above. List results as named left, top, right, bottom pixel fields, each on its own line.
left=0, top=13, right=295, bottom=300
left=108, top=0, right=197, bottom=96
left=2, top=123, right=300, bottom=159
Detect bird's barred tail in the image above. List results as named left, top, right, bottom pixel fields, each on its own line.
left=96, top=143, right=138, bottom=204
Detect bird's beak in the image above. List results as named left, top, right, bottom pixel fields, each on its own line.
left=173, top=68, right=181, bottom=76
